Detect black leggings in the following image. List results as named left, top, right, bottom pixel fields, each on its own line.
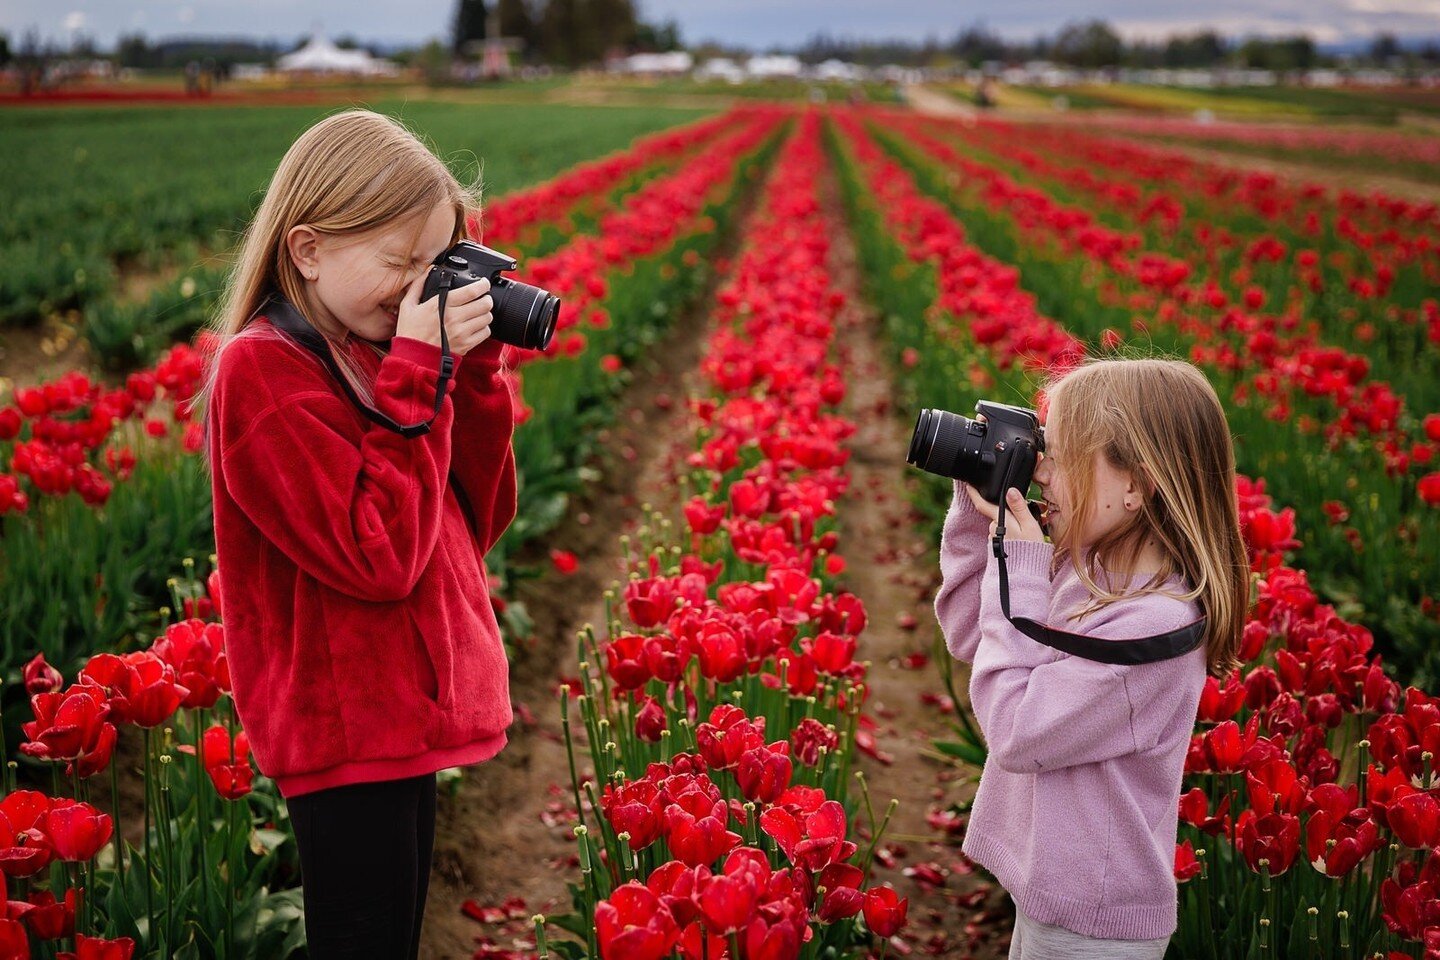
left=287, top=773, right=437, bottom=960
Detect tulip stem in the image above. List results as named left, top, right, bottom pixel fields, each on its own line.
left=194, top=717, right=210, bottom=936
left=109, top=752, right=125, bottom=891
left=560, top=689, right=587, bottom=833
left=143, top=729, right=155, bottom=944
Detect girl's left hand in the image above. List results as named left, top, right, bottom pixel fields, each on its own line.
left=964, top=484, right=1046, bottom=543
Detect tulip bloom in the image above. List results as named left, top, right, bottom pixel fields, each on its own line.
left=19, top=685, right=112, bottom=763
left=735, top=743, right=793, bottom=805
left=0, top=792, right=53, bottom=878
left=595, top=882, right=679, bottom=960
left=862, top=884, right=908, bottom=937
left=43, top=799, right=113, bottom=862
left=57, top=935, right=136, bottom=960
left=200, top=726, right=254, bottom=800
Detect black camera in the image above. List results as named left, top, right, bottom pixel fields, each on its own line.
left=907, top=400, right=1046, bottom=506
left=420, top=239, right=560, bottom=352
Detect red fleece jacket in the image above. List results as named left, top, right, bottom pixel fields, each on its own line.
left=207, top=315, right=517, bottom=797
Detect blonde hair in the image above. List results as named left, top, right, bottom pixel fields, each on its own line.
left=1041, top=357, right=1249, bottom=677
left=193, top=108, right=481, bottom=466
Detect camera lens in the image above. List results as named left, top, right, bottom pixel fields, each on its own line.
left=490, top=278, right=561, bottom=352
left=908, top=408, right=977, bottom=477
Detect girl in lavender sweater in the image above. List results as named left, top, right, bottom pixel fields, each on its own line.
left=935, top=358, right=1250, bottom=959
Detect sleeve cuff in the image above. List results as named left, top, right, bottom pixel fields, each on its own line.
left=996, top=538, right=1054, bottom=582
left=389, top=336, right=462, bottom=374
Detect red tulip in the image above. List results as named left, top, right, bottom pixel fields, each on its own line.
left=42, top=799, right=113, bottom=862
left=602, top=780, right=664, bottom=851
left=57, top=934, right=136, bottom=960
left=603, top=634, right=652, bottom=692
left=13, top=888, right=79, bottom=940
left=594, top=882, right=679, bottom=960
left=664, top=791, right=741, bottom=867
left=862, top=884, right=908, bottom=937
left=634, top=696, right=667, bottom=744
left=549, top=549, right=579, bottom=575
left=21, top=654, right=62, bottom=697
left=760, top=800, right=857, bottom=871
left=696, top=705, right=766, bottom=771
left=1387, top=792, right=1440, bottom=850
left=0, top=919, right=27, bottom=960
left=735, top=743, right=792, bottom=804
left=0, top=792, right=52, bottom=879
left=19, top=685, right=111, bottom=762
left=789, top=718, right=838, bottom=767
left=200, top=726, right=254, bottom=800
left=1175, top=840, right=1201, bottom=883
left=1236, top=809, right=1300, bottom=875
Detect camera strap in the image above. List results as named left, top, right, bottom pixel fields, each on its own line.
left=989, top=449, right=1206, bottom=666
left=257, top=277, right=455, bottom=439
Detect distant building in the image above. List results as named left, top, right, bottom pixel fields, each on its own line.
left=746, top=55, right=802, bottom=79
left=276, top=35, right=399, bottom=76
left=811, top=59, right=865, bottom=82
left=612, top=51, right=693, bottom=76
left=694, top=57, right=745, bottom=83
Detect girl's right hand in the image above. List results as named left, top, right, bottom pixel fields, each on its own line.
left=395, top=271, right=494, bottom=356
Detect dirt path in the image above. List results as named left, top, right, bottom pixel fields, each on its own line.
left=820, top=169, right=1011, bottom=958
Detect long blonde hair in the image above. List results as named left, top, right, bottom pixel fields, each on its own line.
left=194, top=108, right=481, bottom=464
left=1041, top=357, right=1249, bottom=677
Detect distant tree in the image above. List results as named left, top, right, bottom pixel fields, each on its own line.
left=497, top=0, right=539, bottom=53
left=1163, top=31, right=1224, bottom=68
left=633, top=17, right=680, bottom=53
left=0, top=32, right=11, bottom=67
left=1053, top=19, right=1123, bottom=68
left=452, top=0, right=489, bottom=57
left=1238, top=34, right=1316, bottom=72
left=949, top=25, right=1006, bottom=66
left=115, top=33, right=152, bottom=68
left=1370, top=32, right=1401, bottom=63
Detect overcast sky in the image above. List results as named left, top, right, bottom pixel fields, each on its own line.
left=2, top=0, right=1437, bottom=50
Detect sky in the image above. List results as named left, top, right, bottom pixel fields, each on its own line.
left=2, top=0, right=1438, bottom=51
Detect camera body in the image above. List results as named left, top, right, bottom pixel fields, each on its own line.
left=907, top=400, right=1046, bottom=505
left=419, top=239, right=560, bottom=352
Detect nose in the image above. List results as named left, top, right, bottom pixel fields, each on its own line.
left=1033, top=453, right=1050, bottom=488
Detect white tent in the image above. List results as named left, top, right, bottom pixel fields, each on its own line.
left=277, top=35, right=399, bottom=76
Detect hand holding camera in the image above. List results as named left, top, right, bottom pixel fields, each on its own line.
left=907, top=400, right=1049, bottom=536
left=398, top=273, right=494, bottom=355
left=417, top=240, right=560, bottom=352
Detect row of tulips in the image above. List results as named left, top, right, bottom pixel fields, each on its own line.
left=0, top=566, right=307, bottom=959
left=1065, top=115, right=1440, bottom=172
left=0, top=108, right=786, bottom=696
left=902, top=113, right=1440, bottom=406
left=939, top=114, right=1440, bottom=284
left=540, top=113, right=907, bottom=960
left=891, top=111, right=1439, bottom=433
left=859, top=112, right=1440, bottom=687
left=829, top=109, right=1440, bottom=959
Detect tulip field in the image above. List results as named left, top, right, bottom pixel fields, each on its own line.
left=0, top=89, right=1438, bottom=960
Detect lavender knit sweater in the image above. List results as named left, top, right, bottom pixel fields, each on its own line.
left=935, top=481, right=1208, bottom=940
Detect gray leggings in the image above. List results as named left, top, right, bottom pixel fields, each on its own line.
left=1009, top=906, right=1170, bottom=960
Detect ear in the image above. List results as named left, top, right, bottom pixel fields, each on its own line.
left=1126, top=466, right=1156, bottom=503
left=285, top=225, right=322, bottom=280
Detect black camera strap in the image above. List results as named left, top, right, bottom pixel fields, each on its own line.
left=989, top=448, right=1207, bottom=666
left=256, top=277, right=455, bottom=439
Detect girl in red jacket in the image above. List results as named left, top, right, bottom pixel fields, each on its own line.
left=196, top=109, right=518, bottom=959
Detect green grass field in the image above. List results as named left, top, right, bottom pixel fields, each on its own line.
left=0, top=99, right=712, bottom=327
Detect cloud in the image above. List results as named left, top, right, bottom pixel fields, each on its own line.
left=61, top=11, right=85, bottom=32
